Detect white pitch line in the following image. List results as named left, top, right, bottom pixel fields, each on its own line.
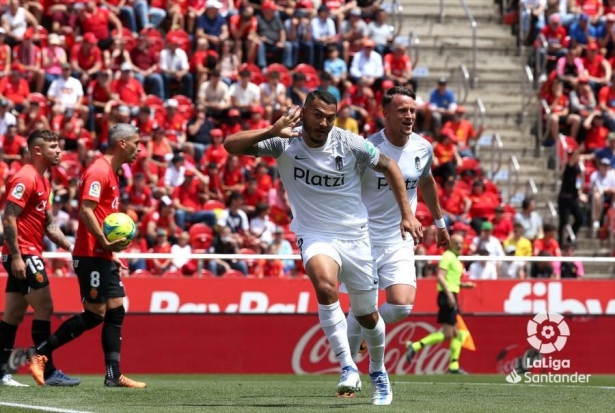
left=0, top=402, right=94, bottom=413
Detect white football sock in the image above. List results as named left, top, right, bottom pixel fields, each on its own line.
left=362, top=314, right=386, bottom=373
left=346, top=308, right=363, bottom=360
left=379, top=302, right=414, bottom=324
left=318, top=302, right=356, bottom=369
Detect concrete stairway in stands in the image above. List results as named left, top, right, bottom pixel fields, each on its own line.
left=396, top=0, right=613, bottom=276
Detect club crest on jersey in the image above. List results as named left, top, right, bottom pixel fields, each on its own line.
left=11, top=183, right=25, bottom=200
left=35, top=272, right=44, bottom=283
left=89, top=181, right=101, bottom=197
left=415, top=156, right=421, bottom=171
left=90, top=288, right=98, bottom=299
left=335, top=156, right=343, bottom=171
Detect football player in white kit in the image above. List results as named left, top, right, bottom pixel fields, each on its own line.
left=225, top=90, right=422, bottom=405
left=345, top=86, right=450, bottom=360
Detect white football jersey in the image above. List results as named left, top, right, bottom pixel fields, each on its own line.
left=361, top=129, right=433, bottom=245
left=256, top=126, right=380, bottom=239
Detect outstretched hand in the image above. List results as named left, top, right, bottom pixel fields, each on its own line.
left=270, top=106, right=302, bottom=139
left=436, top=227, right=450, bottom=249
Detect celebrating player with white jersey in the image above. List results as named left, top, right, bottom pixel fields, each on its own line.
left=225, top=90, right=422, bottom=405
left=346, top=86, right=450, bottom=360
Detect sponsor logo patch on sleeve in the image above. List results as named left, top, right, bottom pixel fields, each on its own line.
left=11, top=183, right=25, bottom=200
left=89, top=181, right=101, bottom=198
left=364, top=141, right=377, bottom=158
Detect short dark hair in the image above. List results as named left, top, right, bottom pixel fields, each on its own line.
left=27, top=129, right=58, bottom=150
left=305, top=90, right=337, bottom=108
left=210, top=68, right=221, bottom=77
left=521, top=197, right=534, bottom=210
left=293, top=72, right=306, bottom=82
left=382, top=86, right=416, bottom=108
left=543, top=223, right=556, bottom=233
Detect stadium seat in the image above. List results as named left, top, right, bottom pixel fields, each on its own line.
left=174, top=95, right=194, bottom=120
left=145, top=94, right=164, bottom=107
left=266, top=63, right=292, bottom=87
left=238, top=63, right=265, bottom=85
left=140, top=27, right=164, bottom=54
left=163, top=270, right=183, bottom=278
left=295, top=64, right=320, bottom=89
left=203, top=200, right=225, bottom=211
left=223, top=269, right=245, bottom=278
left=558, top=135, right=578, bottom=160
left=189, top=223, right=214, bottom=251
left=200, top=269, right=217, bottom=278
left=131, top=269, right=153, bottom=278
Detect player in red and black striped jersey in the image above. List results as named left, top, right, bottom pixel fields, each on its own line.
left=0, top=129, right=80, bottom=387
left=27, top=124, right=146, bottom=388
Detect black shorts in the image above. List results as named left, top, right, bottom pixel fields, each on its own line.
left=73, top=256, right=125, bottom=303
left=2, top=254, right=50, bottom=295
left=437, top=291, right=458, bottom=326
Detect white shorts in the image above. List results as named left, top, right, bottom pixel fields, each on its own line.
left=299, top=233, right=378, bottom=293
left=372, top=240, right=417, bottom=290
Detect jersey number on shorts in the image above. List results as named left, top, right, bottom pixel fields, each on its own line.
left=25, top=257, right=44, bottom=274
left=90, top=271, right=100, bottom=288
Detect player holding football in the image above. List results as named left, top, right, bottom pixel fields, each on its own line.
left=27, top=124, right=146, bottom=388
left=345, top=86, right=450, bottom=358
left=225, top=90, right=422, bottom=405
left=0, top=129, right=81, bottom=387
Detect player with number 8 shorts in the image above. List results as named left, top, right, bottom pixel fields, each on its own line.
left=26, top=124, right=146, bottom=388
left=0, top=129, right=80, bottom=387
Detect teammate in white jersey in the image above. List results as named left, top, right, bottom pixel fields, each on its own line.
left=345, top=86, right=450, bottom=359
left=225, top=90, right=422, bottom=405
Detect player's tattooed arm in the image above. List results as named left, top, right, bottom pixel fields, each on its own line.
left=2, top=201, right=23, bottom=257
left=372, top=152, right=391, bottom=173
left=44, top=210, right=73, bottom=251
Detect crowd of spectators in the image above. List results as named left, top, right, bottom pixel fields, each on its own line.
left=0, top=0, right=581, bottom=280
left=524, top=1, right=615, bottom=250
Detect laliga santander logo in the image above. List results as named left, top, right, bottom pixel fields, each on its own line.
left=526, top=311, right=570, bottom=354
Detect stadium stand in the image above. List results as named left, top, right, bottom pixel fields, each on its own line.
left=0, top=0, right=609, bottom=279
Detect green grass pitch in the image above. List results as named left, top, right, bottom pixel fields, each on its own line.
left=0, top=374, right=614, bottom=413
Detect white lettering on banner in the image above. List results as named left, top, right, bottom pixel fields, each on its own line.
left=148, top=291, right=310, bottom=314
left=504, top=282, right=615, bottom=315
left=291, top=320, right=450, bottom=375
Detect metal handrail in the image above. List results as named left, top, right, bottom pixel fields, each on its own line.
left=579, top=160, right=586, bottom=190
left=451, top=64, right=470, bottom=104
left=438, top=0, right=478, bottom=88
left=471, top=98, right=485, bottom=155
left=381, top=0, right=403, bottom=38
left=535, top=33, right=548, bottom=80
left=547, top=200, right=558, bottom=222
left=527, top=178, right=538, bottom=195
left=408, top=31, right=420, bottom=67
left=537, top=99, right=551, bottom=153
left=491, top=133, right=504, bottom=179
left=508, top=155, right=520, bottom=203
left=521, top=65, right=534, bottom=124
left=518, top=3, right=531, bottom=55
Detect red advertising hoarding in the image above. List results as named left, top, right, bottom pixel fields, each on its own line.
left=10, top=314, right=615, bottom=375
left=0, top=278, right=613, bottom=315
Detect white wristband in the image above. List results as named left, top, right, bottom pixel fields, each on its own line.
left=434, top=218, right=446, bottom=229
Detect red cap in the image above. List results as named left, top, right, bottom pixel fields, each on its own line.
left=166, top=34, right=179, bottom=44
left=184, top=169, right=196, bottom=177
left=251, top=105, right=265, bottom=115
left=262, top=1, right=277, bottom=10
left=83, top=32, right=97, bottom=43
left=588, top=42, right=599, bottom=51
left=381, top=80, right=395, bottom=90
left=211, top=128, right=224, bottom=138
left=455, top=106, right=466, bottom=114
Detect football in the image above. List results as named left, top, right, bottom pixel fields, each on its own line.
left=103, top=212, right=136, bottom=248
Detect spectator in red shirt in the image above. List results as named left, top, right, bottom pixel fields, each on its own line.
left=546, top=79, right=581, bottom=144
left=205, top=161, right=224, bottom=201
left=384, top=42, right=414, bottom=88
left=583, top=42, right=611, bottom=94
left=540, top=14, right=568, bottom=60
left=147, top=228, right=173, bottom=275
left=70, top=32, right=103, bottom=86
left=254, top=161, right=273, bottom=193
left=230, top=6, right=258, bottom=63
left=533, top=223, right=562, bottom=256
left=581, top=110, right=609, bottom=152
left=439, top=177, right=471, bottom=227
left=1, top=124, right=26, bottom=162
left=78, top=0, right=122, bottom=50
left=130, top=34, right=164, bottom=99
left=0, top=63, right=29, bottom=110
left=247, top=105, right=269, bottom=130
left=17, top=101, right=50, bottom=136
left=0, top=29, right=11, bottom=80
left=111, top=62, right=145, bottom=115
left=468, top=179, right=500, bottom=234
left=125, top=172, right=155, bottom=218
left=13, top=29, right=43, bottom=93
left=442, top=106, right=483, bottom=158
left=432, top=128, right=463, bottom=182
left=143, top=196, right=180, bottom=247
left=598, top=73, right=615, bottom=130
left=201, top=128, right=228, bottom=169
left=173, top=168, right=217, bottom=229
left=491, top=205, right=514, bottom=242
left=242, top=177, right=266, bottom=216
left=222, top=154, right=246, bottom=198
left=163, top=98, right=187, bottom=146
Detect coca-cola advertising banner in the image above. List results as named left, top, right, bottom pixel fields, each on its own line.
left=1, top=278, right=613, bottom=315
left=10, top=314, right=615, bottom=374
